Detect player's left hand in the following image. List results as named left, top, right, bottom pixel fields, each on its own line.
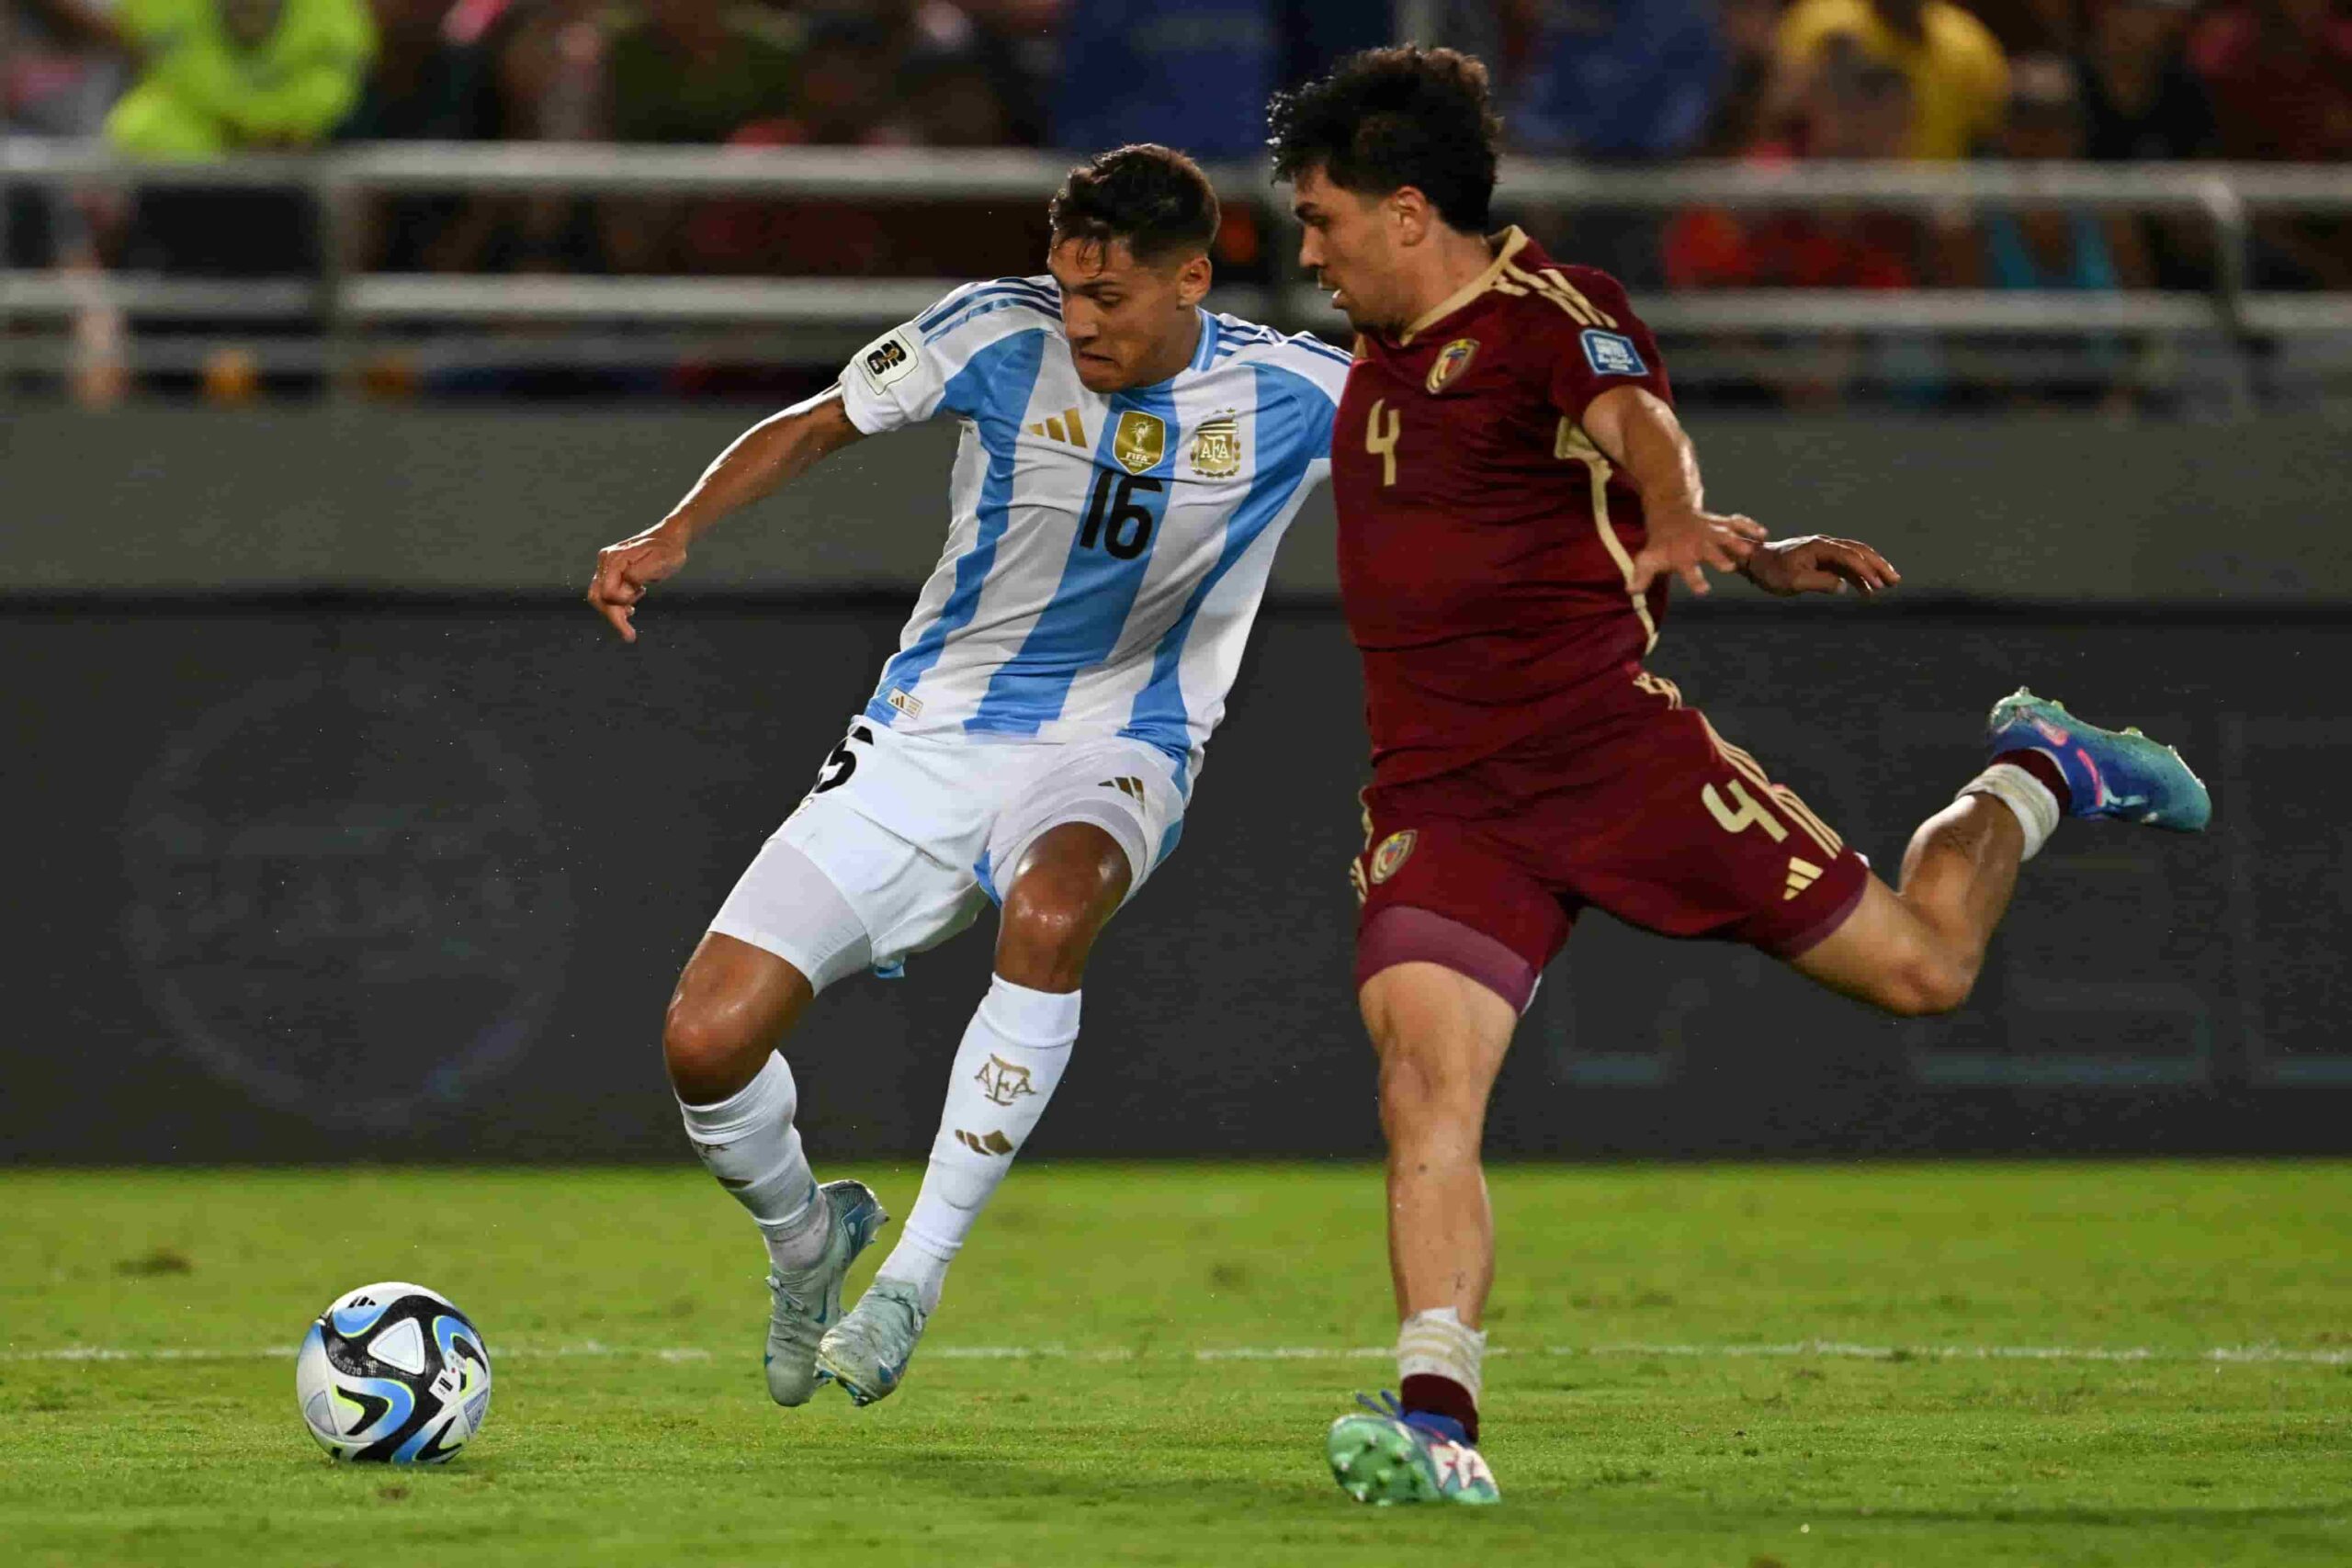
left=1740, top=536, right=1901, bottom=599
left=587, top=525, right=690, bottom=642
left=1632, top=504, right=1767, bottom=597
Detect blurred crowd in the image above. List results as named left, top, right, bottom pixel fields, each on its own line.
left=5, top=0, right=2348, bottom=401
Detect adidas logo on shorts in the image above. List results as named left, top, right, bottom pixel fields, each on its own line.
left=1784, top=856, right=1824, bottom=901
left=1099, top=776, right=1145, bottom=803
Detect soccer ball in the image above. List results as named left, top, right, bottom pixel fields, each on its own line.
left=295, top=1281, right=492, bottom=1462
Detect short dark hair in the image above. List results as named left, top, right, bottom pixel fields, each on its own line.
left=1049, top=144, right=1220, bottom=266
left=1266, top=47, right=1503, bottom=233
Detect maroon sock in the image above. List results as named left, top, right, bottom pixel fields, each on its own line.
left=1399, top=1373, right=1479, bottom=1447
left=1993, top=748, right=2072, bottom=815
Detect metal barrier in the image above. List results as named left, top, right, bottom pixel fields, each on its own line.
left=5, top=139, right=2350, bottom=380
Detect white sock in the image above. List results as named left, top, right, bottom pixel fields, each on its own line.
left=677, top=1052, right=829, bottom=1273
left=876, top=976, right=1080, bottom=1313
left=1962, top=759, right=2061, bottom=861
left=1398, top=1307, right=1487, bottom=1404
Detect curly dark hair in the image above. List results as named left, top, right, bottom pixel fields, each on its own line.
left=1266, top=47, right=1503, bottom=233
left=1048, top=144, right=1221, bottom=266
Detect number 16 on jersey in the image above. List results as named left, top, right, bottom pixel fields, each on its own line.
left=1080, top=469, right=1166, bottom=560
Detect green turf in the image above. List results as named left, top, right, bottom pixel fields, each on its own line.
left=5, top=1162, right=2349, bottom=1567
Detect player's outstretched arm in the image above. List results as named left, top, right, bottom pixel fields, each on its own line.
left=586, top=389, right=866, bottom=643
left=1579, top=385, right=1765, bottom=596
left=1740, top=535, right=1903, bottom=598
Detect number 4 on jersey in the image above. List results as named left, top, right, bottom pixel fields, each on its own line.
left=1365, top=400, right=1401, bottom=488
left=1702, top=779, right=1788, bottom=842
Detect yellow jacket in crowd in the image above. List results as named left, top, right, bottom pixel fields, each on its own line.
left=1777, top=0, right=2009, bottom=161
left=106, top=0, right=376, bottom=159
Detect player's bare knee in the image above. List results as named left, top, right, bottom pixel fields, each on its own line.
left=1004, top=875, right=1091, bottom=938
left=1374, top=1036, right=1486, bottom=1138
left=662, top=998, right=749, bottom=1100
left=997, top=846, right=1126, bottom=987
left=660, top=933, right=816, bottom=1100
left=1000, top=882, right=1096, bottom=962
left=662, top=979, right=800, bottom=1100
left=1377, top=1053, right=1445, bottom=1131
left=1874, top=951, right=1977, bottom=1018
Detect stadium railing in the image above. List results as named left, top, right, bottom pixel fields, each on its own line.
left=4, top=141, right=2349, bottom=387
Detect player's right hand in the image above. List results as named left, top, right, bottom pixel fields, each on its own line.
left=1631, top=503, right=1765, bottom=597
left=586, top=525, right=689, bottom=643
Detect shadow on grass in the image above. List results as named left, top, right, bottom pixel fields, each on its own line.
left=1832, top=1502, right=2352, bottom=1529
left=833, top=1449, right=2352, bottom=1533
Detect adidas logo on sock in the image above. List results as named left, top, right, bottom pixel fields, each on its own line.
left=955, top=1129, right=1014, bottom=1156
left=1783, top=856, right=1824, bottom=901
left=1098, top=776, right=1145, bottom=803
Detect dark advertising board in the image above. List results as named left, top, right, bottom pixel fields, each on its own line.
left=6, top=599, right=2345, bottom=1161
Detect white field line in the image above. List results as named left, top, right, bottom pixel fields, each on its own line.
left=5, top=1339, right=2348, bottom=1366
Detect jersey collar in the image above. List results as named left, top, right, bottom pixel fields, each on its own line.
left=1189, top=308, right=1220, bottom=372
left=1395, top=226, right=1533, bottom=347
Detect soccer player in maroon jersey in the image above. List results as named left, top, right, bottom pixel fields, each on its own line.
left=1269, top=48, right=2213, bottom=1506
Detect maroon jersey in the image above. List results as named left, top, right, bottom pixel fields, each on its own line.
left=1333, top=228, right=1676, bottom=786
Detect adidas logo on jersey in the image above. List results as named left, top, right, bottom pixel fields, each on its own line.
left=1784, top=856, right=1824, bottom=901
left=955, top=1128, right=1014, bottom=1156
left=1099, top=776, right=1145, bottom=803
left=1025, top=407, right=1089, bottom=446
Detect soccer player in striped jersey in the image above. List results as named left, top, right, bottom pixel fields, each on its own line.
left=585, top=145, right=1350, bottom=1410
left=1266, top=49, right=2213, bottom=1506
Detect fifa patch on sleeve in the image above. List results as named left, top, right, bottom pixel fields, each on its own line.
left=1580, top=328, right=1646, bottom=378
left=855, top=328, right=920, bottom=395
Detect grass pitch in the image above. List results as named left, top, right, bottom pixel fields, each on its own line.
left=5, top=1162, right=2349, bottom=1567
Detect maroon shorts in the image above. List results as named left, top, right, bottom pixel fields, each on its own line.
left=1351, top=672, right=1871, bottom=1010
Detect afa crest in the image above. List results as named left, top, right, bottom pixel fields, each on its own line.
left=1425, top=338, right=1479, bottom=395
left=1113, top=410, right=1166, bottom=475
left=1369, top=829, right=1419, bottom=886
left=975, top=1054, right=1037, bottom=1107
left=1189, top=412, right=1241, bottom=479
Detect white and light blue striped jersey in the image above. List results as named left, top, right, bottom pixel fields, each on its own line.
left=837, top=275, right=1350, bottom=792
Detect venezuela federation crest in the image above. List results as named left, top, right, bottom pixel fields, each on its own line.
left=1369, top=829, right=1418, bottom=885
left=1425, top=338, right=1479, bottom=395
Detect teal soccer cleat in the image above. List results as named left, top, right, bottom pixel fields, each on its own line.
left=1987, top=688, right=2211, bottom=832
left=814, top=1278, right=930, bottom=1407
left=763, top=1179, right=888, bottom=1407
left=1326, top=1393, right=1501, bottom=1506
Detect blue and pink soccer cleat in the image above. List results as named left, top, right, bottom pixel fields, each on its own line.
left=1326, top=1392, right=1501, bottom=1506
left=1987, top=688, right=2211, bottom=832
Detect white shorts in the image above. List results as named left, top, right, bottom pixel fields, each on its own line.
left=707, top=717, right=1187, bottom=993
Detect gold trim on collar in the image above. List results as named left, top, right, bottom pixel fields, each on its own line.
left=1397, top=227, right=1532, bottom=347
